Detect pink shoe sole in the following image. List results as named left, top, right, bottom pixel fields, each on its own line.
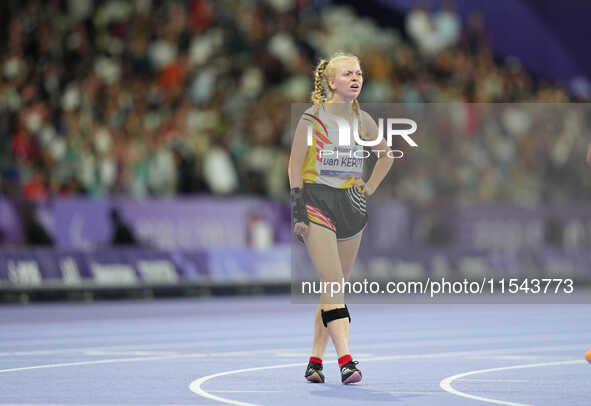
left=342, top=371, right=362, bottom=384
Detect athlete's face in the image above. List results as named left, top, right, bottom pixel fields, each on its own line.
left=328, top=59, right=363, bottom=102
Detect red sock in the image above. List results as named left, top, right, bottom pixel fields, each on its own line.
left=338, top=354, right=352, bottom=368
left=309, top=356, right=323, bottom=364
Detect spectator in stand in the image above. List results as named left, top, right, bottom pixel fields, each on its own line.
left=434, top=1, right=461, bottom=49
left=21, top=200, right=53, bottom=246
left=110, top=207, right=137, bottom=246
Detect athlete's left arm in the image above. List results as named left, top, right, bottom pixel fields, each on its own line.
left=358, top=110, right=394, bottom=196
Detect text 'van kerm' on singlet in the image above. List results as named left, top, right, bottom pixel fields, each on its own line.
left=301, top=107, right=365, bottom=189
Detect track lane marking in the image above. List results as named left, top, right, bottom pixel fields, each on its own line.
left=439, top=359, right=585, bottom=406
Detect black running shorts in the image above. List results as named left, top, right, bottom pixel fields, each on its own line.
left=303, top=183, right=368, bottom=240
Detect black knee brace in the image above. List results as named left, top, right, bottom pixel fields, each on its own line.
left=321, top=305, right=351, bottom=327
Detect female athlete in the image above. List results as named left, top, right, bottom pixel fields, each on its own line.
left=288, top=53, right=394, bottom=384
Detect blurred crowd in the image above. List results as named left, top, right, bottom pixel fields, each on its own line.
left=1, top=0, right=589, bottom=206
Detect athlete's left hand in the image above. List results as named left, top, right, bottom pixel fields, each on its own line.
left=354, top=180, right=375, bottom=196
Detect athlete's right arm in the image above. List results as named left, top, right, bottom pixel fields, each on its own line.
left=288, top=114, right=312, bottom=238
left=288, top=115, right=310, bottom=189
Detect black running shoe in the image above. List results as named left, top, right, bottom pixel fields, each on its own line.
left=305, top=362, right=325, bottom=383
left=340, top=361, right=362, bottom=384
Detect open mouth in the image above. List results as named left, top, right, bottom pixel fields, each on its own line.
left=350, top=84, right=360, bottom=90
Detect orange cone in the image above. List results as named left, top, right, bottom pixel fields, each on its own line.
left=586, top=349, right=591, bottom=364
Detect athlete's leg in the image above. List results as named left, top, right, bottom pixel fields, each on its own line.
left=305, top=223, right=350, bottom=358
left=338, top=232, right=363, bottom=281
left=311, top=231, right=363, bottom=359
left=336, top=232, right=363, bottom=342
left=311, top=304, right=330, bottom=358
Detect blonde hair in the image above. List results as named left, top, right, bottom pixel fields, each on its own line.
left=310, top=52, right=365, bottom=139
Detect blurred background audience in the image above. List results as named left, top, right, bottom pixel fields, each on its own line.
left=1, top=0, right=589, bottom=211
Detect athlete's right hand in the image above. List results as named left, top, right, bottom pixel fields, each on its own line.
left=294, top=221, right=309, bottom=239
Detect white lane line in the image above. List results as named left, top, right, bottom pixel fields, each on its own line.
left=465, top=356, right=546, bottom=361
left=458, top=379, right=529, bottom=383
left=0, top=348, right=176, bottom=357
left=274, top=351, right=375, bottom=358
left=0, top=335, right=310, bottom=348
left=189, top=362, right=308, bottom=406
left=1, top=329, right=587, bottom=349
left=387, top=391, right=441, bottom=395
left=0, top=404, right=221, bottom=406
left=0, top=346, right=310, bottom=358
left=209, top=391, right=282, bottom=393
left=0, top=347, right=323, bottom=375
left=359, top=335, right=588, bottom=352
left=0, top=354, right=205, bottom=374
left=187, top=346, right=585, bottom=406
left=83, top=350, right=179, bottom=356
left=0, top=340, right=588, bottom=359
left=0, top=332, right=585, bottom=357
left=439, top=359, right=585, bottom=406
